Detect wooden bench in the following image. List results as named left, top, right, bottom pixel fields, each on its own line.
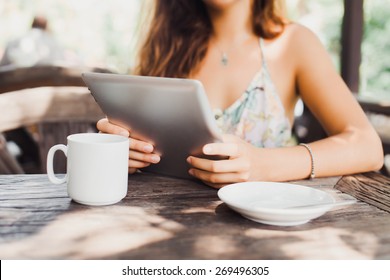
left=0, top=65, right=113, bottom=174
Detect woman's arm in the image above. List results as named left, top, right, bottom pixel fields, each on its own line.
left=292, top=24, right=383, bottom=177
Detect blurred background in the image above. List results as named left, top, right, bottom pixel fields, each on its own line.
left=0, top=0, right=389, bottom=175
left=287, top=0, right=390, bottom=101
left=1, top=0, right=389, bottom=100
left=0, top=0, right=143, bottom=73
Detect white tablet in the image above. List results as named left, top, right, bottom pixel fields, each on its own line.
left=82, top=72, right=222, bottom=179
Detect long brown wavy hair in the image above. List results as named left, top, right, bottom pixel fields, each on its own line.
left=135, top=0, right=285, bottom=78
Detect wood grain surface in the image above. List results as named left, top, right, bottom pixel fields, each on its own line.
left=0, top=173, right=389, bottom=260
left=335, top=172, right=390, bottom=212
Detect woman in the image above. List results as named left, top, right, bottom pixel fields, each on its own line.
left=98, top=0, right=383, bottom=188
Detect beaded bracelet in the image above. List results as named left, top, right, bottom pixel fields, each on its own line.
left=299, top=143, right=315, bottom=179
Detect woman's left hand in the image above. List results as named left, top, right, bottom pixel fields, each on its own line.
left=187, top=134, right=259, bottom=188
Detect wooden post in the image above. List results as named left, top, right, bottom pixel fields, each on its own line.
left=341, top=0, right=364, bottom=93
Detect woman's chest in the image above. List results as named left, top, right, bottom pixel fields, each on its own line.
left=193, top=53, right=297, bottom=121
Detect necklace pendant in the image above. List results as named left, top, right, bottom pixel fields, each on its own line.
left=221, top=53, right=228, bottom=66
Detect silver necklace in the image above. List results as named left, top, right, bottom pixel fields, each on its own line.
left=221, top=52, right=229, bottom=66
left=214, top=43, right=231, bottom=66
left=214, top=37, right=248, bottom=66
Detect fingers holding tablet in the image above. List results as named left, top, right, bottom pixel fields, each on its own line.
left=97, top=118, right=129, bottom=137
left=187, top=134, right=257, bottom=187
left=97, top=118, right=161, bottom=173
left=129, top=139, right=160, bottom=164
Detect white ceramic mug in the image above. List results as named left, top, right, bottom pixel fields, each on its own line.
left=47, top=133, right=129, bottom=206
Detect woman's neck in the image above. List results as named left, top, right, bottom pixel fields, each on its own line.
left=206, top=0, right=254, bottom=46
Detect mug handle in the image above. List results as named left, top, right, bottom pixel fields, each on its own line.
left=47, top=144, right=68, bottom=184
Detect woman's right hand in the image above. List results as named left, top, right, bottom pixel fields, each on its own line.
left=96, top=118, right=160, bottom=174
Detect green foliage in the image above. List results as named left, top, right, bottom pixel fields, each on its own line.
left=361, top=0, right=390, bottom=99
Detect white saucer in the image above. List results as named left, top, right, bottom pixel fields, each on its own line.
left=218, top=182, right=335, bottom=226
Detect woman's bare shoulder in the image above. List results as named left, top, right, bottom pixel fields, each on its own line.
left=274, top=22, right=330, bottom=66
left=281, top=22, right=323, bottom=49
left=266, top=23, right=323, bottom=54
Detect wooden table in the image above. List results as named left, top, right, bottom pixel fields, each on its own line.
left=0, top=172, right=389, bottom=260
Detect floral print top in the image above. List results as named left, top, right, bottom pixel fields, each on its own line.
left=213, top=39, right=294, bottom=148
